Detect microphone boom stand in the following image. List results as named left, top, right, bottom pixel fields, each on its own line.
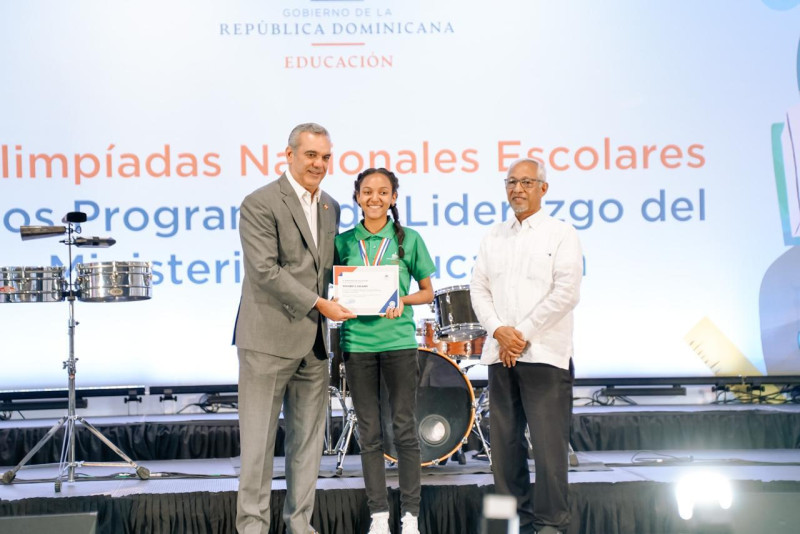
left=1, top=219, right=149, bottom=491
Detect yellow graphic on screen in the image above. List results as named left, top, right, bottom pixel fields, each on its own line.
left=685, top=317, right=782, bottom=402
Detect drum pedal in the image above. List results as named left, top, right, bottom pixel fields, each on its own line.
left=568, top=445, right=579, bottom=467
left=472, top=451, right=491, bottom=462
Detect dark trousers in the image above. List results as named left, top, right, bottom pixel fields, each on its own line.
left=344, top=349, right=421, bottom=516
left=488, top=361, right=573, bottom=532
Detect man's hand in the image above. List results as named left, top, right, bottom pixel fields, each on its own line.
left=315, top=298, right=357, bottom=321
left=494, top=326, right=526, bottom=352
left=494, top=326, right=526, bottom=366
left=499, top=348, right=519, bottom=368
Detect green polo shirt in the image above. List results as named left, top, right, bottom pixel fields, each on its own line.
left=334, top=221, right=436, bottom=353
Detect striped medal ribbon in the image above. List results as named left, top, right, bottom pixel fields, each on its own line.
left=358, top=237, right=391, bottom=266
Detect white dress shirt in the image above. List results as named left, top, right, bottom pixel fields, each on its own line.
left=286, top=169, right=320, bottom=246
left=470, top=209, right=583, bottom=370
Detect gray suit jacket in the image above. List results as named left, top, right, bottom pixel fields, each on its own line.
left=234, top=173, right=340, bottom=358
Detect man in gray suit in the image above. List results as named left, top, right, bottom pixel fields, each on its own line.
left=234, top=123, right=355, bottom=534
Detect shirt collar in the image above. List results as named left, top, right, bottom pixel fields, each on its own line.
left=354, top=220, right=395, bottom=240
left=286, top=169, right=320, bottom=204
left=508, top=208, right=545, bottom=231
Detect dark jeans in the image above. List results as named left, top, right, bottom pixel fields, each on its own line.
left=344, top=349, right=421, bottom=516
left=488, top=361, right=573, bottom=532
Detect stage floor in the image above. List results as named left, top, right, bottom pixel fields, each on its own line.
left=2, top=408, right=800, bottom=533
left=3, top=450, right=800, bottom=534
left=2, top=448, right=800, bottom=501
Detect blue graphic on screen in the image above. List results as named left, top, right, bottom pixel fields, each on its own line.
left=761, top=37, right=800, bottom=374
left=762, top=0, right=800, bottom=11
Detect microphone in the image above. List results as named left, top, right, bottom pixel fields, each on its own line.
left=74, top=236, right=117, bottom=248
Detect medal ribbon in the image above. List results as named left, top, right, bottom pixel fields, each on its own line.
left=358, top=238, right=391, bottom=266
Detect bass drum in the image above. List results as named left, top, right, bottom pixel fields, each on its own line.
left=383, top=348, right=475, bottom=466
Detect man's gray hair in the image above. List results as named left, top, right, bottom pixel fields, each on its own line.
left=288, top=123, right=330, bottom=150
left=508, top=158, right=547, bottom=182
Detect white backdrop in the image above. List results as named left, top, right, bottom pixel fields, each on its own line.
left=2, top=0, right=800, bottom=389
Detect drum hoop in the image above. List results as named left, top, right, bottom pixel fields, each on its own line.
left=79, top=283, right=150, bottom=288
left=438, top=322, right=485, bottom=333
left=433, top=284, right=472, bottom=296
left=1, top=266, right=65, bottom=274
left=1, top=289, right=62, bottom=294
left=384, top=347, right=476, bottom=467
left=417, top=346, right=471, bottom=375
left=438, top=325, right=487, bottom=342
left=77, top=261, right=152, bottom=270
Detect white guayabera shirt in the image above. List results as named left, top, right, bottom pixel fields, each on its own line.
left=470, top=209, right=583, bottom=370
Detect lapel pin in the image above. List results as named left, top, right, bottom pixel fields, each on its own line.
left=323, top=204, right=329, bottom=210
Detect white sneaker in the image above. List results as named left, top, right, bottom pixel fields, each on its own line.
left=368, top=511, right=390, bottom=534
left=400, top=512, right=419, bottom=534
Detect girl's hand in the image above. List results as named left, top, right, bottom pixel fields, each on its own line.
left=382, top=299, right=405, bottom=319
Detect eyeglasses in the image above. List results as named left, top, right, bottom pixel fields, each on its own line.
left=504, top=178, right=545, bottom=189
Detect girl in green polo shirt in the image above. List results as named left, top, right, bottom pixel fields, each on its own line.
left=334, top=167, right=436, bottom=534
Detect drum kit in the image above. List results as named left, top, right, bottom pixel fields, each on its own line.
left=0, top=212, right=152, bottom=491
left=324, top=285, right=493, bottom=474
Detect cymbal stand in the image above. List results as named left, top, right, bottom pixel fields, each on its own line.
left=322, top=322, right=345, bottom=456
left=470, top=387, right=492, bottom=464
left=324, top=380, right=351, bottom=458
left=332, top=383, right=358, bottom=476
left=322, top=321, right=360, bottom=475
left=324, top=323, right=343, bottom=455
left=1, top=218, right=149, bottom=491
left=324, top=385, right=337, bottom=455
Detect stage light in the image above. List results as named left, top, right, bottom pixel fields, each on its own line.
left=675, top=471, right=733, bottom=521
left=480, top=494, right=519, bottom=534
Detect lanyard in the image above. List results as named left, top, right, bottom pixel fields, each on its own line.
left=358, top=238, right=391, bottom=266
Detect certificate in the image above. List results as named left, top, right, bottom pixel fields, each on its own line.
left=334, top=265, right=399, bottom=315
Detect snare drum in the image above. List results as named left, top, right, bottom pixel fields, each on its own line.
left=416, top=318, right=446, bottom=353
left=442, top=335, right=487, bottom=360
left=76, top=261, right=152, bottom=302
left=0, top=266, right=65, bottom=303
left=433, top=285, right=486, bottom=342
left=418, top=317, right=485, bottom=359
left=383, top=348, right=475, bottom=466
